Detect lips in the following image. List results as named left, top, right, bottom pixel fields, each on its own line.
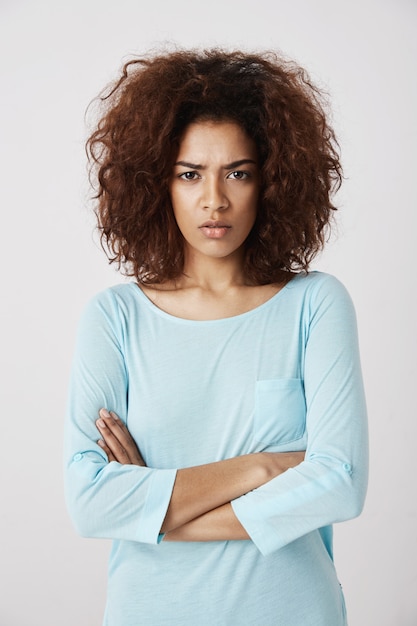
left=199, top=220, right=231, bottom=239
left=199, top=220, right=231, bottom=229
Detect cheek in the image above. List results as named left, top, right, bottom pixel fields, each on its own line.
left=243, top=191, right=258, bottom=220
left=237, top=182, right=259, bottom=206
left=169, top=189, right=183, bottom=221
left=171, top=201, right=192, bottom=238
left=170, top=185, right=192, bottom=215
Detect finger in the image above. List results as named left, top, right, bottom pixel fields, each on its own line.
left=96, top=416, right=132, bottom=464
left=98, top=415, right=145, bottom=465
left=98, top=409, right=130, bottom=448
left=98, top=409, right=146, bottom=466
left=96, top=420, right=130, bottom=463
left=97, top=439, right=117, bottom=463
left=108, top=412, right=146, bottom=466
left=98, top=412, right=133, bottom=462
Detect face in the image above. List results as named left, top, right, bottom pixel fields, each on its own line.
left=169, top=120, right=260, bottom=265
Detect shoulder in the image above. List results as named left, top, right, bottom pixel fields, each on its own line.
left=286, top=271, right=356, bottom=321
left=288, top=271, right=352, bottom=300
left=85, top=282, right=138, bottom=308
left=78, top=283, right=141, bottom=328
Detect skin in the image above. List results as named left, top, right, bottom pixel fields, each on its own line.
left=171, top=120, right=259, bottom=265
left=95, top=121, right=305, bottom=541
left=141, top=121, right=283, bottom=320
left=97, top=409, right=304, bottom=540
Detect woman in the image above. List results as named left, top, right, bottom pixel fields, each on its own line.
left=65, top=49, right=368, bottom=625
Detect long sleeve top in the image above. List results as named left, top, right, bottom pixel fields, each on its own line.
left=64, top=271, right=368, bottom=626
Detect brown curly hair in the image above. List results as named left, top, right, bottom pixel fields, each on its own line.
left=87, top=48, right=342, bottom=284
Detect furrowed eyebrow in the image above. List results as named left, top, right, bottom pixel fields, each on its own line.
left=222, top=159, right=257, bottom=169
left=174, top=161, right=204, bottom=169
left=174, top=159, right=257, bottom=169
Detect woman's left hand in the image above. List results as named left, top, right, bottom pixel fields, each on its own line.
left=96, top=409, right=146, bottom=466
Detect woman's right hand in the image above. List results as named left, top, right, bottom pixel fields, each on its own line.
left=95, top=409, right=305, bottom=533
left=96, top=409, right=146, bottom=466
left=95, top=410, right=305, bottom=479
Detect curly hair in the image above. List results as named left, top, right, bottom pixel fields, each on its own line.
left=87, top=48, right=342, bottom=284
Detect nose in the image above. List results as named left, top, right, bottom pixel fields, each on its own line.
left=202, top=176, right=229, bottom=211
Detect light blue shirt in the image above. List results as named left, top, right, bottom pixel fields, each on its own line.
left=64, top=271, right=368, bottom=625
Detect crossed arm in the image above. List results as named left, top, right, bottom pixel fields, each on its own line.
left=96, top=409, right=305, bottom=542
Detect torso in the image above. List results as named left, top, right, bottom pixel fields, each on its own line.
left=99, top=271, right=348, bottom=625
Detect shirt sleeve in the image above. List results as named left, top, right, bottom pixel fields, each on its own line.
left=64, top=289, right=177, bottom=545
left=231, top=275, right=369, bottom=556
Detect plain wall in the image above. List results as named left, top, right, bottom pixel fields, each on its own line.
left=1, top=0, right=416, bottom=624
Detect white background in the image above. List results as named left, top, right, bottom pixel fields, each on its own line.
left=1, top=0, right=416, bottom=624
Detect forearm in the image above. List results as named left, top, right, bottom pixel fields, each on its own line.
left=94, top=410, right=305, bottom=535
left=161, top=454, right=264, bottom=532
left=161, top=451, right=303, bottom=533
left=164, top=503, right=250, bottom=542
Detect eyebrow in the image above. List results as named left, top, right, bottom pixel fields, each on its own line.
left=174, top=159, right=257, bottom=170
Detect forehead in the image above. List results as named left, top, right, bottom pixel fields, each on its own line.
left=177, top=120, right=257, bottom=160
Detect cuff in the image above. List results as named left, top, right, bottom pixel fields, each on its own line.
left=136, top=468, right=177, bottom=545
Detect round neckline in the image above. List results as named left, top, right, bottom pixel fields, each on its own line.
left=128, top=274, right=300, bottom=324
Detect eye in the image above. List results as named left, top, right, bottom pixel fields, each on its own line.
left=227, top=170, right=250, bottom=180
left=179, top=171, right=200, bottom=181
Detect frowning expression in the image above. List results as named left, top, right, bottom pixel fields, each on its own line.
left=170, top=120, right=260, bottom=263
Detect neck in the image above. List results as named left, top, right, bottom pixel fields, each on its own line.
left=179, top=248, right=249, bottom=292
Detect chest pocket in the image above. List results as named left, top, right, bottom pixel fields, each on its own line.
left=253, top=379, right=306, bottom=445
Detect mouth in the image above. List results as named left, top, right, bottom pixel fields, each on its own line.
left=199, top=221, right=232, bottom=240
left=199, top=220, right=231, bottom=229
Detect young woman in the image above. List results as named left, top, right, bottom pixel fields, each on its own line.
left=64, top=49, right=368, bottom=625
